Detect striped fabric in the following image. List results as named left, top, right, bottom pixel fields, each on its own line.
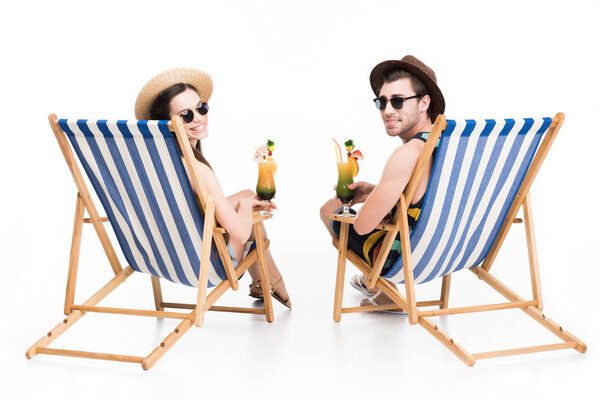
left=384, top=118, right=552, bottom=284
left=59, top=119, right=232, bottom=288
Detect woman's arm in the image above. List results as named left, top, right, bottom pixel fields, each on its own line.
left=192, top=161, right=264, bottom=243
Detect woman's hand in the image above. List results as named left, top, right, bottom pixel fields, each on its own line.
left=239, top=197, right=277, bottom=212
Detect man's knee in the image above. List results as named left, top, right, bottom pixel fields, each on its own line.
left=319, top=199, right=338, bottom=222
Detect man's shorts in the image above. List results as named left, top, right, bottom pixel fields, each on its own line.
left=330, top=207, right=402, bottom=275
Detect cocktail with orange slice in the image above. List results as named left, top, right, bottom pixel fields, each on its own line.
left=255, top=140, right=277, bottom=216
left=333, top=138, right=363, bottom=216
left=336, top=161, right=355, bottom=215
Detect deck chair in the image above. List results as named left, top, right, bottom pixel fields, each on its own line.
left=26, top=114, right=276, bottom=369
left=330, top=113, right=586, bottom=366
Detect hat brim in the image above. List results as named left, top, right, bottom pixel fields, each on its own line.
left=370, top=60, right=445, bottom=119
left=135, top=68, right=213, bottom=120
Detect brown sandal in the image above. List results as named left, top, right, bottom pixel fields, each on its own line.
left=248, top=278, right=292, bottom=309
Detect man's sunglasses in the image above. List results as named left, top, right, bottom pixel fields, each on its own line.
left=180, top=102, right=209, bottom=123
left=373, top=95, right=421, bottom=111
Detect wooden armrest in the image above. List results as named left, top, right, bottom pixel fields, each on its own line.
left=252, top=212, right=272, bottom=224
left=329, top=214, right=397, bottom=231
left=329, top=214, right=355, bottom=223
left=213, top=212, right=272, bottom=235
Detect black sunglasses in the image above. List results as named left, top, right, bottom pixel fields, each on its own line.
left=373, top=95, right=421, bottom=111
left=180, top=102, right=209, bottom=123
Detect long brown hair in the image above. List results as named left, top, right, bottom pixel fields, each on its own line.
left=149, top=83, right=212, bottom=169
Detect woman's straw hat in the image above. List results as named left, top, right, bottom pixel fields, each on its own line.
left=135, top=67, right=213, bottom=120
left=369, top=55, right=445, bottom=120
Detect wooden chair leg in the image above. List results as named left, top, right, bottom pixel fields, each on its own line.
left=333, top=223, right=349, bottom=322
left=151, top=276, right=164, bottom=311
left=64, top=193, right=85, bottom=315
left=27, top=267, right=134, bottom=359
left=440, top=274, right=451, bottom=309
left=523, top=194, right=543, bottom=310
left=254, top=223, right=274, bottom=322
left=142, top=317, right=194, bottom=370
left=195, top=196, right=215, bottom=327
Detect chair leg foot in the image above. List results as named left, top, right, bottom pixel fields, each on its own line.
left=143, top=318, right=193, bottom=370
left=419, top=316, right=476, bottom=366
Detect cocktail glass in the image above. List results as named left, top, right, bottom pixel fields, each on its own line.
left=256, top=161, right=276, bottom=216
left=336, top=161, right=355, bottom=216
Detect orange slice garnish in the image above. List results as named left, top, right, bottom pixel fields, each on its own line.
left=348, top=156, right=359, bottom=176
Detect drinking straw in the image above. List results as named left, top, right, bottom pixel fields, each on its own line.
left=333, top=145, right=340, bottom=162
left=255, top=147, right=263, bottom=162
left=332, top=138, right=342, bottom=162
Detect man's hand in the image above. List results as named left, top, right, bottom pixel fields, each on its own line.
left=347, top=181, right=375, bottom=204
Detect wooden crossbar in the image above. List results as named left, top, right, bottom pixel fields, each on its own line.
left=473, top=342, right=578, bottom=360
left=161, top=302, right=266, bottom=315
left=37, top=348, right=145, bottom=364
left=209, top=306, right=266, bottom=314
left=83, top=217, right=108, bottom=223
left=71, top=305, right=191, bottom=319
left=343, top=304, right=402, bottom=313
left=418, top=300, right=537, bottom=317
left=342, top=299, right=445, bottom=314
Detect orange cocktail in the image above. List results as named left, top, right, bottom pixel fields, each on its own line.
left=255, top=140, right=277, bottom=216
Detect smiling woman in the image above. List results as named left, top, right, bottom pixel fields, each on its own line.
left=147, top=82, right=213, bottom=168
left=134, top=68, right=291, bottom=308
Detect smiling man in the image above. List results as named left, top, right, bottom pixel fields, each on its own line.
left=319, top=55, right=445, bottom=310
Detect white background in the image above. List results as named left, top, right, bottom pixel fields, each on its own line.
left=1, top=0, right=599, bottom=398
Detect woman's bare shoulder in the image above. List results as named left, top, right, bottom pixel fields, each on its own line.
left=190, top=159, right=223, bottom=196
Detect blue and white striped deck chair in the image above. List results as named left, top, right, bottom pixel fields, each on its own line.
left=27, top=114, right=275, bottom=370
left=331, top=113, right=586, bottom=366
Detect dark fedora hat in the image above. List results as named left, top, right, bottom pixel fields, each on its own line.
left=370, top=55, right=445, bottom=120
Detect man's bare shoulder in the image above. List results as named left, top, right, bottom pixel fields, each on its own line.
left=385, top=139, right=423, bottom=171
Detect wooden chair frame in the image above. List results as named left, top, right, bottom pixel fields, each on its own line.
left=26, top=114, right=275, bottom=369
left=330, top=113, right=586, bottom=365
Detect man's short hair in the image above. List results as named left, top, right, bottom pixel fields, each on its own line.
left=380, top=69, right=434, bottom=122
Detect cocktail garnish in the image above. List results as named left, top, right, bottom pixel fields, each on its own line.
left=343, top=139, right=363, bottom=176
left=344, top=139, right=355, bottom=152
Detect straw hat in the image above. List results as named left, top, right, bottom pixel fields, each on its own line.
left=369, top=55, right=445, bottom=120
left=135, top=67, right=213, bottom=120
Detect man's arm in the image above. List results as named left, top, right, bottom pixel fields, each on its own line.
left=353, top=142, right=421, bottom=235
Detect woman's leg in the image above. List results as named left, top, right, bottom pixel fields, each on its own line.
left=225, top=189, right=255, bottom=261
left=227, top=189, right=255, bottom=209
left=247, top=221, right=289, bottom=302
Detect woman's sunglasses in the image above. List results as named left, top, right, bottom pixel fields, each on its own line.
left=180, top=102, right=209, bottom=123
left=373, top=95, right=421, bottom=111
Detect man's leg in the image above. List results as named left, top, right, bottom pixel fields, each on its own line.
left=320, top=198, right=341, bottom=240
left=320, top=198, right=378, bottom=296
